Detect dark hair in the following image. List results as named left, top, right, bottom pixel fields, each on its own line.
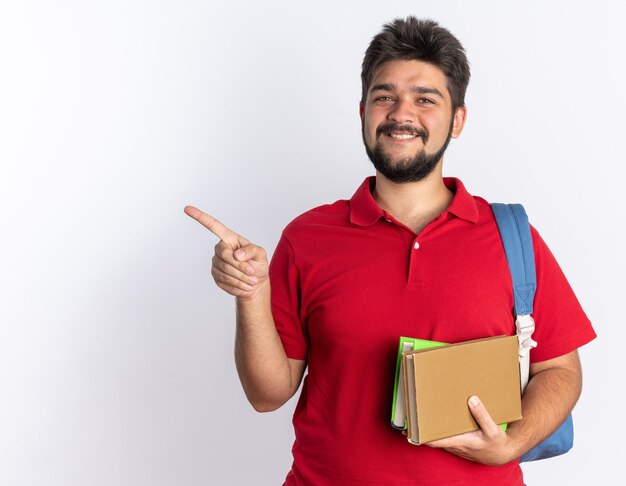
left=361, top=17, right=470, bottom=110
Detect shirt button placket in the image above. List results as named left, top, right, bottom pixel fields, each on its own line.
left=407, top=239, right=424, bottom=287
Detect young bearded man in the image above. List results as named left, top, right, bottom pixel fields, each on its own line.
left=185, top=17, right=596, bottom=485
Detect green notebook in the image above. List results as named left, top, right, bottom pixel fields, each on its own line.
left=391, top=336, right=447, bottom=430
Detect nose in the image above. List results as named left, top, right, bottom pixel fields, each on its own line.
left=388, top=98, right=416, bottom=124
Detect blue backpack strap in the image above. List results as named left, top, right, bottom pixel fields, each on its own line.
left=491, top=203, right=573, bottom=462
left=491, top=203, right=536, bottom=316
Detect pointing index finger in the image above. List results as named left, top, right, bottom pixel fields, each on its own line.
left=184, top=206, right=239, bottom=245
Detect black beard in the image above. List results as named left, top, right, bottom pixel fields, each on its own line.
left=362, top=121, right=453, bottom=183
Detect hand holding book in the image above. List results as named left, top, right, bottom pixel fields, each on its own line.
left=426, top=395, right=517, bottom=466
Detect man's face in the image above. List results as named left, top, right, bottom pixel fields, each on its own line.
left=360, top=60, right=466, bottom=183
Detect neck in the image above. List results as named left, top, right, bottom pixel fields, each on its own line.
left=373, top=166, right=453, bottom=234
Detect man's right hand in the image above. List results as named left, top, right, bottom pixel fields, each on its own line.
left=184, top=206, right=269, bottom=298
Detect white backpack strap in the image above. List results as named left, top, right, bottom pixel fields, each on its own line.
left=516, top=314, right=538, bottom=392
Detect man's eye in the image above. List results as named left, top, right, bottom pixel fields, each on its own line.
left=375, top=96, right=394, bottom=102
left=418, top=98, right=435, bottom=104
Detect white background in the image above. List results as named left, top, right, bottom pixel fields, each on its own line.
left=0, top=1, right=623, bottom=485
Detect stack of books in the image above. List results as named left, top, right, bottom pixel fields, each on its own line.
left=391, top=335, right=522, bottom=445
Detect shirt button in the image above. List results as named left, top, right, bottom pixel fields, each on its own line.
left=413, top=242, right=420, bottom=250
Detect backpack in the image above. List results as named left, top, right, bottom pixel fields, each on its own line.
left=491, top=203, right=574, bottom=462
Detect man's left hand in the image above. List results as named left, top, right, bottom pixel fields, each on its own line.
left=426, top=395, right=517, bottom=466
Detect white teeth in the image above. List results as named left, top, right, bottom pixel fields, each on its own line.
left=390, top=133, right=416, bottom=140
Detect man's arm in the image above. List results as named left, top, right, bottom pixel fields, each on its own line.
left=184, top=206, right=306, bottom=412
left=427, top=350, right=582, bottom=465
left=505, top=350, right=582, bottom=458
left=234, top=287, right=306, bottom=412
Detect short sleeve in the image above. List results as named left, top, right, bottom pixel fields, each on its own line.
left=530, top=227, right=596, bottom=362
left=269, top=233, right=309, bottom=360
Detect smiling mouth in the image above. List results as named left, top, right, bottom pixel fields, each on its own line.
left=387, top=132, right=419, bottom=140
left=377, top=123, right=428, bottom=143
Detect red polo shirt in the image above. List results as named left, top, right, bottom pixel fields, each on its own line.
left=269, top=177, right=596, bottom=486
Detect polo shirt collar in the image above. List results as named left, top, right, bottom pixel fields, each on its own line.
left=443, top=177, right=479, bottom=223
left=349, top=177, right=383, bottom=226
left=349, top=176, right=479, bottom=226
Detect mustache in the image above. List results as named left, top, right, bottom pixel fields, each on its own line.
left=376, top=123, right=429, bottom=143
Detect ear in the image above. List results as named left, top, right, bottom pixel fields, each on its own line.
left=359, top=101, right=365, bottom=122
left=451, top=105, right=467, bottom=139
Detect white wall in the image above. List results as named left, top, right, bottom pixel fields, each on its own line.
left=0, top=1, right=622, bottom=484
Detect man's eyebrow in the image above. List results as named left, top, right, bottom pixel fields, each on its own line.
left=409, top=86, right=444, bottom=98
left=369, top=83, right=396, bottom=93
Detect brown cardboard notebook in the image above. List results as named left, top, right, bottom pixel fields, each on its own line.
left=402, top=335, right=522, bottom=445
